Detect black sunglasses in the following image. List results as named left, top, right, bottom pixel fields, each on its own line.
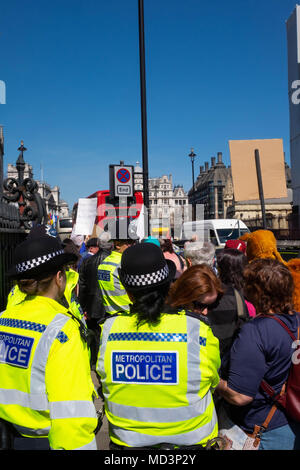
left=193, top=301, right=210, bottom=312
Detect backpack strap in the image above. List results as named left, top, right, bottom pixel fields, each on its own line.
left=260, top=314, right=297, bottom=342
left=249, top=383, right=286, bottom=446
left=233, top=289, right=246, bottom=318
left=175, top=252, right=185, bottom=270
left=259, top=314, right=298, bottom=402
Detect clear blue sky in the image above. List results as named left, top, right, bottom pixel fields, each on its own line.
left=0, top=0, right=298, bottom=211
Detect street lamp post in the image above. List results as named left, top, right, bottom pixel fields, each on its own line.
left=138, top=0, right=150, bottom=236
left=189, top=148, right=196, bottom=220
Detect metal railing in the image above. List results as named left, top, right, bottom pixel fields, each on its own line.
left=0, top=132, right=46, bottom=309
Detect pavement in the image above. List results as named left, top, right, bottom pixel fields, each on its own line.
left=91, top=371, right=110, bottom=450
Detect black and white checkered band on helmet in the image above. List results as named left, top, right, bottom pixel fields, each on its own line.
left=15, top=249, right=65, bottom=273
left=123, top=264, right=169, bottom=287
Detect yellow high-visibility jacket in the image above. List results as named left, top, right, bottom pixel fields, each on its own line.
left=0, top=295, right=98, bottom=450
left=63, top=268, right=85, bottom=322
left=7, top=268, right=84, bottom=323
left=97, top=251, right=131, bottom=316
left=97, top=309, right=220, bottom=448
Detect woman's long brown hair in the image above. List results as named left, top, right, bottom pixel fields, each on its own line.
left=167, top=264, right=223, bottom=309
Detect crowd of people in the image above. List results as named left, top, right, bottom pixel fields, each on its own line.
left=0, top=224, right=299, bottom=451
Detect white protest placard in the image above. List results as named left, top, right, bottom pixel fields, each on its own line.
left=74, top=198, right=97, bottom=235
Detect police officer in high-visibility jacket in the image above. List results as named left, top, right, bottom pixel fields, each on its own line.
left=7, top=267, right=85, bottom=324
left=97, top=233, right=134, bottom=317
left=97, top=242, right=221, bottom=449
left=0, top=226, right=98, bottom=450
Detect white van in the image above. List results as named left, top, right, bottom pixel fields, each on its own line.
left=180, top=219, right=250, bottom=248
left=57, top=217, right=73, bottom=242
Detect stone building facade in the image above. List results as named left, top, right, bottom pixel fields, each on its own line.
left=133, top=161, right=143, bottom=192
left=133, top=163, right=190, bottom=237
left=148, top=174, right=190, bottom=236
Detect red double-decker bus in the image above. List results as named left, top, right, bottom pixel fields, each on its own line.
left=87, top=190, right=144, bottom=230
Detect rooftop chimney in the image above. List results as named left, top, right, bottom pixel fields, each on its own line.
left=211, top=156, right=216, bottom=167
left=205, top=162, right=209, bottom=172
left=200, top=165, right=204, bottom=174
left=217, top=152, right=223, bottom=164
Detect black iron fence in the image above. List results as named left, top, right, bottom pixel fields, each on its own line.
left=247, top=226, right=300, bottom=241
left=0, top=230, right=26, bottom=311
left=0, top=133, right=46, bottom=310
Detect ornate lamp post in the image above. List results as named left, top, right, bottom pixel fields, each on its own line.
left=189, top=148, right=196, bottom=220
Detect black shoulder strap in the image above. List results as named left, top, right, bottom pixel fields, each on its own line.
left=185, top=309, right=210, bottom=326
left=98, top=312, right=120, bottom=325
left=175, top=252, right=185, bottom=270
left=66, top=310, right=89, bottom=343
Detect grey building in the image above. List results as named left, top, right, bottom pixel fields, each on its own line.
left=133, top=161, right=143, bottom=192
left=189, top=152, right=229, bottom=219
left=286, top=5, right=300, bottom=228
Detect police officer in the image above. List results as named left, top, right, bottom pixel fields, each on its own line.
left=7, top=239, right=85, bottom=325
left=97, top=223, right=135, bottom=317
left=0, top=226, right=98, bottom=450
left=96, top=242, right=221, bottom=449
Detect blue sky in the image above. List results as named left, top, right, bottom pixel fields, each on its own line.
left=0, top=0, right=298, bottom=210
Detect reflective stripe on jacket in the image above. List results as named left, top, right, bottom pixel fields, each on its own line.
left=97, top=251, right=131, bottom=315
left=97, top=310, right=220, bottom=447
left=0, top=296, right=98, bottom=450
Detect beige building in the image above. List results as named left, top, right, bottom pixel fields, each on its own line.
left=226, top=163, right=293, bottom=230
left=149, top=174, right=190, bottom=237
left=133, top=164, right=190, bottom=236
left=226, top=189, right=293, bottom=230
